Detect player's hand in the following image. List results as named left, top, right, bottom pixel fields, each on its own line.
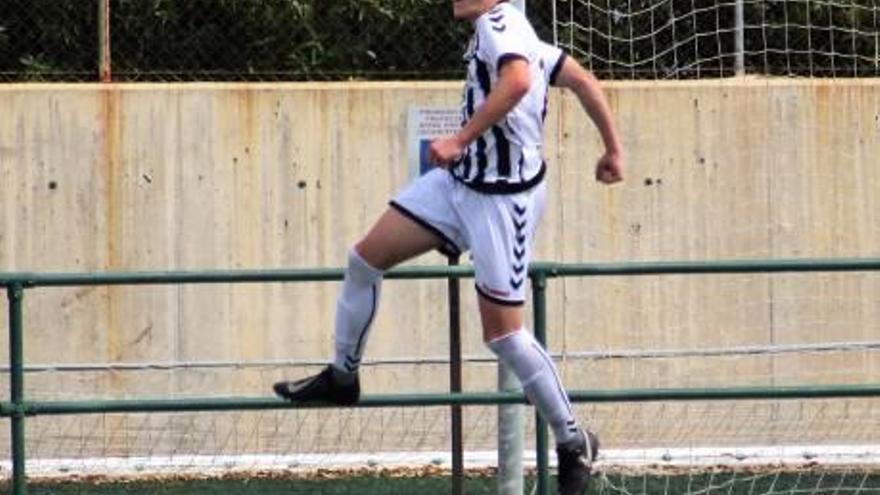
left=595, top=151, right=624, bottom=184
left=428, top=135, right=465, bottom=169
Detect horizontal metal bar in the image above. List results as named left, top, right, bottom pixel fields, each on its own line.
left=4, top=384, right=880, bottom=417
left=0, top=265, right=475, bottom=288
left=11, top=392, right=522, bottom=415
left=533, top=257, right=880, bottom=277
left=570, top=384, right=880, bottom=402
left=9, top=340, right=880, bottom=374
left=1, top=258, right=879, bottom=288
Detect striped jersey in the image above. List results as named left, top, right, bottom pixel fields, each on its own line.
left=451, top=2, right=566, bottom=194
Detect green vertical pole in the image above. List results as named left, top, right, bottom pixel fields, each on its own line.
left=531, top=272, right=550, bottom=495
left=447, top=255, right=464, bottom=495
left=8, top=284, right=27, bottom=495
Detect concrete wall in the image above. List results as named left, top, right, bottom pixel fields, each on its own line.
left=1, top=80, right=879, bottom=458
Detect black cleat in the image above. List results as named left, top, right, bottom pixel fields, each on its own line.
left=273, top=365, right=360, bottom=405
left=556, top=429, right=600, bottom=495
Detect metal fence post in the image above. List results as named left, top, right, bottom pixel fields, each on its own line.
left=497, top=362, right=524, bottom=494
left=531, top=271, right=550, bottom=495
left=735, top=0, right=745, bottom=75
left=8, top=284, right=27, bottom=495
left=447, top=255, right=464, bottom=495
left=98, top=0, right=111, bottom=81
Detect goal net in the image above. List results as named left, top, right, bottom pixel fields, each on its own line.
left=3, top=355, right=880, bottom=494
left=550, top=0, right=880, bottom=78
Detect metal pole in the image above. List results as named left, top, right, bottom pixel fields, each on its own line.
left=447, top=255, right=464, bottom=495
left=735, top=0, right=745, bottom=75
left=14, top=383, right=880, bottom=416
left=497, top=363, right=524, bottom=494
left=531, top=273, right=550, bottom=495
left=874, top=1, right=880, bottom=75
left=98, top=0, right=111, bottom=81
left=8, top=284, right=27, bottom=495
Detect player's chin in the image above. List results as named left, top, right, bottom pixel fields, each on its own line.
left=452, top=0, right=477, bottom=20
left=597, top=173, right=622, bottom=184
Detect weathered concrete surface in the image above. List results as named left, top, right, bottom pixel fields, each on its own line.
left=1, top=80, right=878, bottom=458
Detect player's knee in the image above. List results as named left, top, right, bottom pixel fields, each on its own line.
left=478, top=295, right=525, bottom=343
left=346, top=247, right=384, bottom=285
left=482, top=324, right=522, bottom=344
left=351, top=241, right=387, bottom=271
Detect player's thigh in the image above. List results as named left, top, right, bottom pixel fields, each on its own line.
left=362, top=168, right=466, bottom=270
left=355, top=207, right=443, bottom=270
left=462, top=186, right=544, bottom=302
left=457, top=184, right=546, bottom=340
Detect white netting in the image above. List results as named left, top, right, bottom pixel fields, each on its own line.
left=2, top=351, right=880, bottom=491
left=552, top=0, right=880, bottom=78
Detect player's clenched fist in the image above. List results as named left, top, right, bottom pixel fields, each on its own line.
left=428, top=135, right=465, bottom=168
left=595, top=151, right=624, bottom=184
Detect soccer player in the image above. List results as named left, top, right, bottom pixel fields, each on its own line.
left=274, top=1, right=624, bottom=493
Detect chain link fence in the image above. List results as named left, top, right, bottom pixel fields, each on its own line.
left=109, top=0, right=475, bottom=81
left=0, top=0, right=877, bottom=82
left=0, top=0, right=99, bottom=81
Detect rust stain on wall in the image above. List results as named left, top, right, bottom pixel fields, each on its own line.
left=232, top=87, right=268, bottom=363
left=99, top=87, right=124, bottom=366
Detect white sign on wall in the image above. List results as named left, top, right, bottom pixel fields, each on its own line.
left=405, top=106, right=461, bottom=179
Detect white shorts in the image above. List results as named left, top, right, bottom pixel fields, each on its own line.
left=390, top=168, right=546, bottom=305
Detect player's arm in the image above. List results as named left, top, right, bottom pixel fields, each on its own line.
left=428, top=57, right=531, bottom=167
left=554, top=57, right=625, bottom=184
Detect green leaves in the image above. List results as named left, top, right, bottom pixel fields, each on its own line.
left=0, top=0, right=96, bottom=79
left=0, top=25, right=8, bottom=55
left=0, top=0, right=876, bottom=81
left=102, top=0, right=467, bottom=80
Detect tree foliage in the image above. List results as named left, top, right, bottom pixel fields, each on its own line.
left=0, top=0, right=875, bottom=81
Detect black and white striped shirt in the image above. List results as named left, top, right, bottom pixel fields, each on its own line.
left=452, top=2, right=565, bottom=194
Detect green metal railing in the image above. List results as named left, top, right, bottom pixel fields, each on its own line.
left=3, top=257, right=880, bottom=495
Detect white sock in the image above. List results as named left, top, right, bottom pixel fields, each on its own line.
left=332, top=249, right=383, bottom=374
left=488, top=328, right=581, bottom=446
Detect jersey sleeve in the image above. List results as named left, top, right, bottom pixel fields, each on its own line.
left=538, top=41, right=568, bottom=86
left=475, top=7, right=530, bottom=74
